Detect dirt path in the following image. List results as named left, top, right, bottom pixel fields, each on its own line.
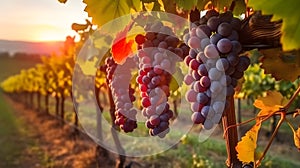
left=1, top=94, right=98, bottom=168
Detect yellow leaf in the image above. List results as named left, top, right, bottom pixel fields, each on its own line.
left=253, top=91, right=287, bottom=117
left=236, top=122, right=262, bottom=163
left=293, top=126, right=300, bottom=151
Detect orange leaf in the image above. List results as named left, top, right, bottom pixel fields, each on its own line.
left=111, top=21, right=135, bottom=65
left=293, top=126, right=300, bottom=151
left=253, top=91, right=287, bottom=117
left=236, top=122, right=262, bottom=163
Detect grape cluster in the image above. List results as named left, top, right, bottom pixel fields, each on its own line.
left=184, top=10, right=250, bottom=128
left=135, top=21, right=188, bottom=137
left=105, top=57, right=138, bottom=132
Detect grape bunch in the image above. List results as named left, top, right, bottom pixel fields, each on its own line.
left=105, top=57, right=138, bottom=132
left=184, top=10, right=250, bottom=128
left=135, top=21, right=189, bottom=137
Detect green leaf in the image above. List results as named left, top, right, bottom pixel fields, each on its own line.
left=83, top=0, right=141, bottom=26
left=248, top=0, right=300, bottom=51
left=175, top=0, right=197, bottom=10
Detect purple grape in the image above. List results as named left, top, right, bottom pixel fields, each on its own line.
left=207, top=16, right=220, bottom=31
left=216, top=58, right=229, bottom=71
left=185, top=89, right=197, bottom=102
left=188, top=36, right=201, bottom=49
left=198, top=63, right=208, bottom=76
left=236, top=56, right=250, bottom=72
left=213, top=101, right=225, bottom=114
left=228, top=30, right=239, bottom=41
left=204, top=44, right=219, bottom=58
left=184, top=74, right=194, bottom=85
left=210, top=81, right=222, bottom=93
left=191, top=112, right=205, bottom=124
left=217, top=22, right=232, bottom=37
left=217, top=38, right=232, bottom=54
left=231, top=41, right=242, bottom=54
left=220, top=75, right=232, bottom=86
left=210, top=33, right=222, bottom=45
left=192, top=70, right=201, bottom=81
left=189, top=59, right=200, bottom=70
left=191, top=102, right=204, bottom=112
left=200, top=76, right=211, bottom=88
left=208, top=68, right=222, bottom=80
left=196, top=92, right=209, bottom=104
left=227, top=53, right=240, bottom=66
left=196, top=52, right=207, bottom=63
left=201, top=38, right=211, bottom=50
left=201, top=106, right=210, bottom=118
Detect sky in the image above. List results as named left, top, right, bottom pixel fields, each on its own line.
left=0, top=0, right=89, bottom=42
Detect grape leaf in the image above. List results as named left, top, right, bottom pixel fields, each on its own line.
left=253, top=91, right=287, bottom=117
left=111, top=22, right=136, bottom=65
left=83, top=0, right=141, bottom=26
left=248, top=0, right=300, bottom=51
left=260, top=48, right=300, bottom=81
left=293, top=126, right=300, bottom=151
left=236, top=122, right=261, bottom=163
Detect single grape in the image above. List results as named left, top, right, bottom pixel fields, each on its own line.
left=149, top=114, right=160, bottom=126
left=217, top=22, right=232, bottom=37
left=196, top=52, right=207, bottom=63
left=204, top=44, right=219, bottom=58
left=203, top=119, right=214, bottom=129
left=196, top=92, right=209, bottom=105
left=231, top=40, right=242, bottom=54
left=216, top=58, right=229, bottom=72
left=193, top=81, right=207, bottom=92
left=213, top=101, right=225, bottom=114
left=210, top=81, right=222, bottom=93
left=200, top=76, right=211, bottom=88
left=188, top=36, right=201, bottom=49
left=184, top=74, right=194, bottom=85
left=207, top=16, right=220, bottom=31
left=227, top=53, right=240, bottom=66
left=198, top=63, right=208, bottom=76
left=217, top=38, right=232, bottom=54
left=235, top=56, right=251, bottom=72
left=185, top=89, right=197, bottom=102
left=189, top=59, right=200, bottom=70
left=208, top=68, right=222, bottom=80
left=191, top=112, right=205, bottom=124
left=135, top=34, right=145, bottom=44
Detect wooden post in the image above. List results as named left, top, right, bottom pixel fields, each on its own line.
left=222, top=97, right=242, bottom=168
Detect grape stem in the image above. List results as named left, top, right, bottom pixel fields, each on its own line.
left=255, top=112, right=285, bottom=167
left=222, top=96, right=242, bottom=168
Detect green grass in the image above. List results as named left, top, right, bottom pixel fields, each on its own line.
left=0, top=92, right=43, bottom=167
